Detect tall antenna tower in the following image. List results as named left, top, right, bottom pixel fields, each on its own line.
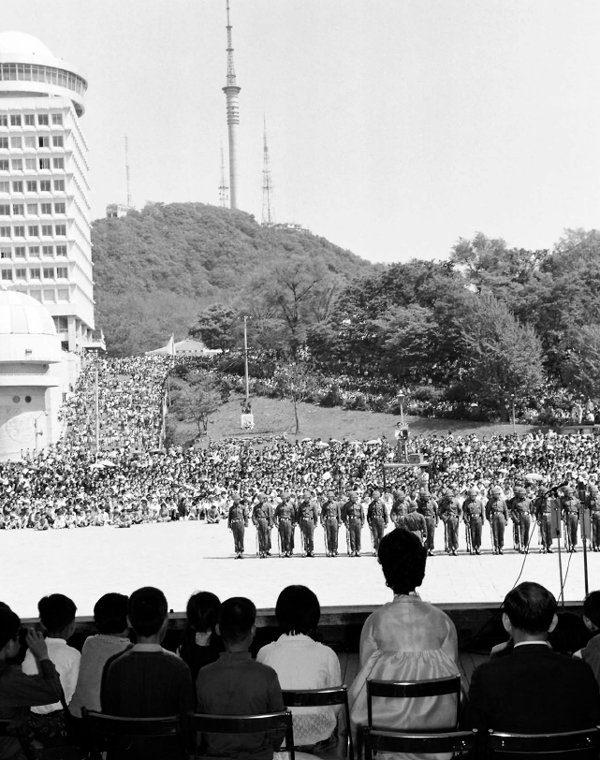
left=261, top=116, right=274, bottom=226
left=125, top=134, right=132, bottom=208
left=223, top=0, right=241, bottom=210
left=219, top=145, right=229, bottom=207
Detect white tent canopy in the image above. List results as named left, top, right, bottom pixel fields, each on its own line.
left=145, top=338, right=221, bottom=357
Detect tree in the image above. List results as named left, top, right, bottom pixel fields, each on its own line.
left=170, top=371, right=221, bottom=438
left=188, top=304, right=240, bottom=352
left=457, top=292, right=545, bottom=413
left=561, top=324, right=600, bottom=400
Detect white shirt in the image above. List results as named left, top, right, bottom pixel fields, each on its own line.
left=257, top=633, right=342, bottom=745
left=22, top=637, right=81, bottom=713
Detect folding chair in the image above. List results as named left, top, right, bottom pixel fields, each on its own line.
left=282, top=685, right=354, bottom=760
left=364, top=727, right=477, bottom=760
left=189, top=710, right=295, bottom=760
left=82, top=708, right=185, bottom=760
left=366, top=675, right=462, bottom=730
left=487, top=727, right=600, bottom=759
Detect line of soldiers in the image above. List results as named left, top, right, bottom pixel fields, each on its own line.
left=226, top=489, right=390, bottom=559
left=227, top=481, right=600, bottom=559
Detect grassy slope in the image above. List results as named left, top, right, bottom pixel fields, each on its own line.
left=170, top=393, right=541, bottom=445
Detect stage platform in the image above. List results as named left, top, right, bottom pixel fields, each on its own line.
left=2, top=519, right=592, bottom=625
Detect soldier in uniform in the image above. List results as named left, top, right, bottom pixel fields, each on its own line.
left=462, top=487, right=485, bottom=555
left=297, top=489, right=319, bottom=557
left=390, top=490, right=415, bottom=528
left=342, top=491, right=365, bottom=557
left=252, top=492, right=274, bottom=558
left=320, top=490, right=341, bottom=556
left=438, top=488, right=462, bottom=555
left=367, top=490, right=388, bottom=555
left=535, top=485, right=554, bottom=554
left=416, top=488, right=438, bottom=556
left=274, top=491, right=296, bottom=557
left=561, top=486, right=581, bottom=552
left=227, top=494, right=248, bottom=559
left=588, top=484, right=600, bottom=552
left=399, top=503, right=428, bottom=544
left=486, top=486, right=509, bottom=555
left=509, top=486, right=533, bottom=554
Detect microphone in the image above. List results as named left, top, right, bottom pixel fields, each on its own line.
left=543, top=481, right=569, bottom=497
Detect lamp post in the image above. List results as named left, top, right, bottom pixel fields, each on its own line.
left=511, top=394, right=516, bottom=435
left=243, top=316, right=250, bottom=405
left=397, top=392, right=405, bottom=427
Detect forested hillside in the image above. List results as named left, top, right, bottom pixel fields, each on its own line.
left=92, top=202, right=373, bottom=355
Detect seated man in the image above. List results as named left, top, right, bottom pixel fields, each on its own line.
left=196, top=596, right=285, bottom=760
left=101, top=587, right=194, bottom=760
left=467, top=582, right=600, bottom=756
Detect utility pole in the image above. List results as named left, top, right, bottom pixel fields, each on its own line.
left=223, top=0, right=241, bottom=209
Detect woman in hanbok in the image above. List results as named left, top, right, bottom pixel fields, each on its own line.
left=349, top=528, right=460, bottom=753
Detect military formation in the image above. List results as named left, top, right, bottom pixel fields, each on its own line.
left=226, top=481, right=600, bottom=559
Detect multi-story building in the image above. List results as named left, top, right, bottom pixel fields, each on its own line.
left=0, top=31, right=99, bottom=353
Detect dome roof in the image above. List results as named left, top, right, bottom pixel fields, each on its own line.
left=0, top=31, right=54, bottom=59
left=0, top=289, right=57, bottom=336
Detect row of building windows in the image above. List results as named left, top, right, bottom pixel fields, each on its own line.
left=1, top=266, right=68, bottom=280
left=11, top=287, right=70, bottom=304
left=0, top=224, right=66, bottom=237
left=0, top=113, right=63, bottom=127
left=0, top=203, right=66, bottom=215
left=0, top=244, right=67, bottom=259
left=0, top=180, right=65, bottom=192
left=0, top=135, right=64, bottom=149
left=0, top=64, right=85, bottom=96
left=0, top=158, right=65, bottom=171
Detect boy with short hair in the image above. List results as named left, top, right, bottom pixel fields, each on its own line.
left=196, top=596, right=285, bottom=760
left=101, top=587, right=193, bottom=760
left=22, top=593, right=80, bottom=712
left=69, top=593, right=131, bottom=718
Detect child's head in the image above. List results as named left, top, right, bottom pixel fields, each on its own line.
left=275, top=585, right=320, bottom=635
left=218, top=597, right=255, bottom=648
left=128, top=587, right=168, bottom=639
left=94, top=593, right=129, bottom=635
left=583, top=591, right=600, bottom=631
left=186, top=591, right=221, bottom=633
left=38, top=594, right=77, bottom=638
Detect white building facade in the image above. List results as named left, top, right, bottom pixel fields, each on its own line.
left=0, top=31, right=96, bottom=354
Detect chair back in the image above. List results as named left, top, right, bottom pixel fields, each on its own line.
left=188, top=710, right=295, bottom=760
left=82, top=709, right=184, bottom=760
left=366, top=675, right=461, bottom=729
left=488, top=727, right=600, bottom=758
left=364, top=728, right=477, bottom=760
left=282, top=685, right=353, bottom=760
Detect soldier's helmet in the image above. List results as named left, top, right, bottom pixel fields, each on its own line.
left=373, top=490, right=381, bottom=498
left=515, top=486, right=526, bottom=496
left=469, top=487, right=478, bottom=497
left=396, top=490, right=405, bottom=499
left=590, top=484, right=599, bottom=494
left=444, top=488, right=453, bottom=496
left=491, top=486, right=502, bottom=496
left=563, top=486, right=573, bottom=495
left=232, top=495, right=241, bottom=502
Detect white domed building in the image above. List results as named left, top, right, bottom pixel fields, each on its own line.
left=0, top=288, right=71, bottom=460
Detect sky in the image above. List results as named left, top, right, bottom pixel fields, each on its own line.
left=3, top=0, right=600, bottom=264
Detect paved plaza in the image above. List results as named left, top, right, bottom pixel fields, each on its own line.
left=1, top=520, right=595, bottom=618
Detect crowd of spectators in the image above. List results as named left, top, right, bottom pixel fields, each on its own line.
left=2, top=355, right=600, bottom=535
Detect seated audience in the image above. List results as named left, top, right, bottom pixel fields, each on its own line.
left=21, top=593, right=80, bottom=749
left=467, top=582, right=600, bottom=755
left=547, top=611, right=590, bottom=656
left=257, top=585, right=342, bottom=750
left=196, top=596, right=285, bottom=760
left=178, top=591, right=223, bottom=685
left=0, top=610, right=62, bottom=760
left=69, top=593, right=131, bottom=718
left=101, top=587, right=193, bottom=760
left=348, top=529, right=460, bottom=739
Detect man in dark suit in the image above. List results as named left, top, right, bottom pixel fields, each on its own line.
left=467, top=582, right=600, bottom=757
